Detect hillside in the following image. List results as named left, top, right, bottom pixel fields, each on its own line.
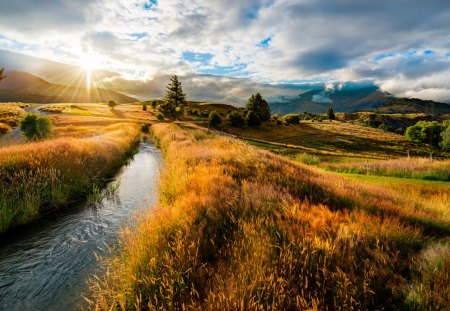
left=270, top=85, right=450, bottom=114
left=0, top=71, right=136, bottom=103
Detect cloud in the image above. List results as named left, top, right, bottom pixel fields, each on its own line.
left=0, top=0, right=449, bottom=102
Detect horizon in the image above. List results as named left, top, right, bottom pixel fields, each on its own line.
left=0, top=1, right=449, bottom=104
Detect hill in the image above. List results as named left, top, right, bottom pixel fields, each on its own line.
left=269, top=85, right=450, bottom=115
left=0, top=71, right=136, bottom=103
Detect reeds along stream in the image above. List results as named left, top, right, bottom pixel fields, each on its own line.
left=0, top=141, right=161, bottom=311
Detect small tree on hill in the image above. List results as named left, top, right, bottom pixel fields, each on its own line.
left=327, top=106, right=336, bottom=120
left=208, top=111, right=221, bottom=128
left=151, top=100, right=158, bottom=110
left=440, top=121, right=450, bottom=150
left=160, top=75, right=187, bottom=119
left=20, top=113, right=52, bottom=141
left=245, top=110, right=261, bottom=127
left=227, top=111, right=245, bottom=127
left=142, top=102, right=148, bottom=111
left=108, top=100, right=117, bottom=109
left=245, top=93, right=271, bottom=122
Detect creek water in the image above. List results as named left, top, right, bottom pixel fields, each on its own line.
left=0, top=141, right=161, bottom=310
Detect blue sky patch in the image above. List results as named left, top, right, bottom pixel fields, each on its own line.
left=258, top=37, right=272, bottom=48
left=182, top=51, right=213, bottom=65
left=144, top=0, right=157, bottom=10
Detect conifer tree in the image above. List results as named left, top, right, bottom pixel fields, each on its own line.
left=161, top=75, right=187, bottom=119
left=245, top=93, right=271, bottom=122
left=327, top=106, right=336, bottom=120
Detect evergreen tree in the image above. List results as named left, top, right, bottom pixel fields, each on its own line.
left=161, top=75, right=187, bottom=119
left=245, top=93, right=271, bottom=122
left=327, top=107, right=336, bottom=120
left=245, top=110, right=261, bottom=127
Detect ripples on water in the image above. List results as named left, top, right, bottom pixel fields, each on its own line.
left=0, top=142, right=161, bottom=311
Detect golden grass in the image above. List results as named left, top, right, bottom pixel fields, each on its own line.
left=0, top=103, right=28, bottom=126
left=0, top=122, right=12, bottom=134
left=327, top=157, right=450, bottom=181
left=0, top=122, right=140, bottom=233
left=88, top=123, right=450, bottom=310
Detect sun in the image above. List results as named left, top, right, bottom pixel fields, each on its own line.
left=79, top=53, right=100, bottom=89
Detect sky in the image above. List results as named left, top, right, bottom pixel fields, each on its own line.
left=0, top=0, right=449, bottom=104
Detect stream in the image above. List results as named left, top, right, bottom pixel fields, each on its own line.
left=0, top=141, right=161, bottom=310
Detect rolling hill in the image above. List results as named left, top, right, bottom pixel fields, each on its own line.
left=0, top=71, right=136, bottom=103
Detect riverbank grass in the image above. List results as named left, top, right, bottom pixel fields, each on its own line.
left=0, top=122, right=140, bottom=233
left=89, top=122, right=450, bottom=310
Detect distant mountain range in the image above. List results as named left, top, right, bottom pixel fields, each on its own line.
left=0, top=71, right=136, bottom=103
left=269, top=85, right=450, bottom=115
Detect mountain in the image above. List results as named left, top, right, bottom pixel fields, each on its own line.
left=269, top=85, right=450, bottom=115
left=0, top=49, right=119, bottom=88
left=0, top=71, right=136, bottom=103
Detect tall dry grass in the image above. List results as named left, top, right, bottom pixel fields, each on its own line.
left=326, top=157, right=450, bottom=181
left=88, top=123, right=449, bottom=310
left=0, top=123, right=139, bottom=233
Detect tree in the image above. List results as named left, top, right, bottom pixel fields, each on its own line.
left=208, top=111, right=222, bottom=128
left=157, top=112, right=165, bottom=121
left=405, top=121, right=445, bottom=148
left=439, top=121, right=450, bottom=151
left=160, top=75, right=187, bottom=119
left=283, top=114, right=300, bottom=125
left=327, top=106, right=336, bottom=120
left=20, top=113, right=52, bottom=141
left=245, top=110, right=261, bottom=127
left=151, top=100, right=158, bottom=110
left=142, top=102, right=148, bottom=111
left=227, top=111, right=245, bottom=127
left=108, top=100, right=117, bottom=109
left=245, top=93, right=271, bottom=122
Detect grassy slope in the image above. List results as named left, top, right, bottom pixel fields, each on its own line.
left=89, top=122, right=450, bottom=310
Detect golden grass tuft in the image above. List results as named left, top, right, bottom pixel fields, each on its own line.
left=88, top=123, right=449, bottom=310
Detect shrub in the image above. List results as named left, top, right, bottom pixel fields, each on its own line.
left=192, top=109, right=200, bottom=116
left=439, top=121, right=450, bottom=151
left=283, top=114, right=300, bottom=125
left=142, top=102, right=147, bottom=111
left=157, top=112, right=165, bottom=121
left=405, top=121, right=445, bottom=148
left=227, top=111, right=245, bottom=127
left=151, top=100, right=158, bottom=110
left=108, top=100, right=117, bottom=108
left=208, top=111, right=222, bottom=128
left=20, top=113, right=52, bottom=141
left=245, top=110, right=261, bottom=127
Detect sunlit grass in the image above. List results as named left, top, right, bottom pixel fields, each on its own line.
left=88, top=123, right=450, bottom=310
left=0, top=122, right=140, bottom=233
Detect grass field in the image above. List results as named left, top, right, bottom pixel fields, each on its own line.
left=88, top=122, right=450, bottom=310
left=0, top=102, right=157, bottom=233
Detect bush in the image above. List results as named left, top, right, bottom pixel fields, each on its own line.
left=192, top=109, right=200, bottom=116
left=142, top=102, right=148, bottom=111
left=208, top=111, right=222, bottom=128
left=283, top=114, right=300, bottom=125
left=108, top=100, right=117, bottom=108
left=20, top=113, right=52, bottom=141
left=245, top=110, right=261, bottom=127
left=405, top=121, right=445, bottom=148
left=227, top=111, right=244, bottom=127
left=157, top=112, right=165, bottom=121
left=439, top=121, right=450, bottom=150
left=151, top=100, right=158, bottom=110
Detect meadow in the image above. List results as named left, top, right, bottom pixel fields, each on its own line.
left=88, top=122, right=450, bottom=310
left=0, top=103, right=153, bottom=233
